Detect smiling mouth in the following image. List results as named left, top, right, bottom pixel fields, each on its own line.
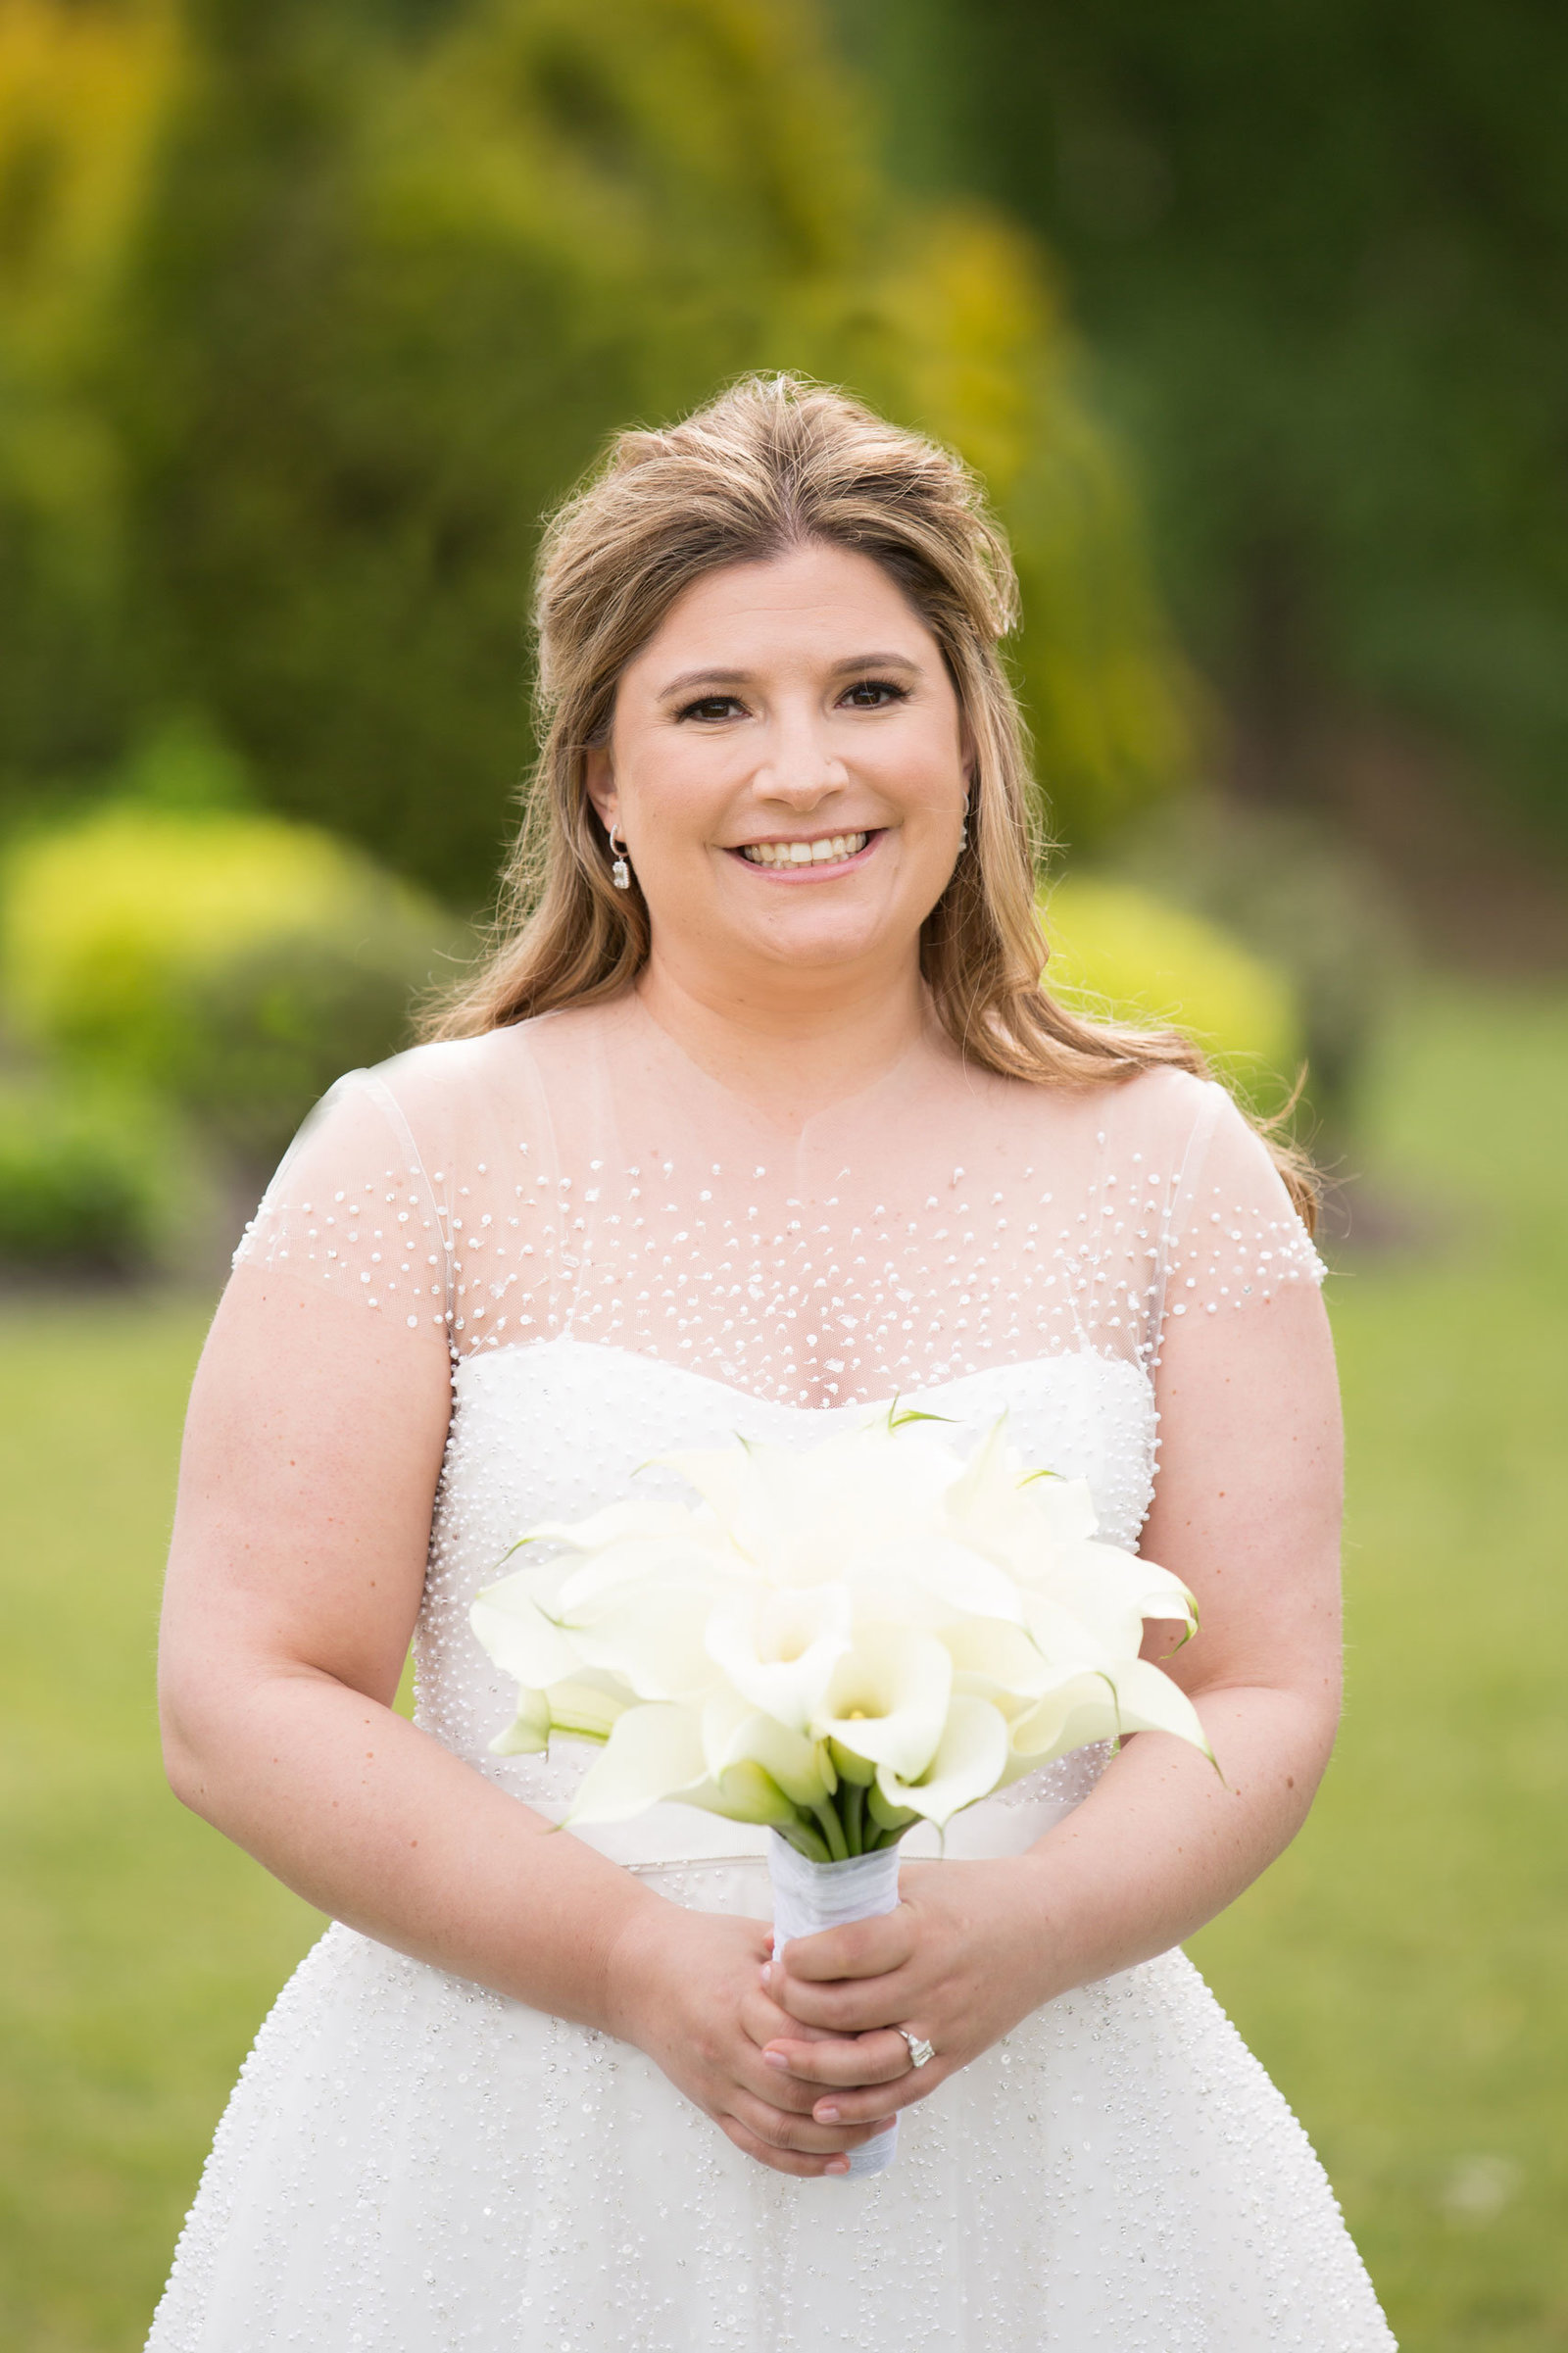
left=735, top=831, right=872, bottom=869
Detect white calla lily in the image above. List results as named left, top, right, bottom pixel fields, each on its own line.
left=705, top=1582, right=854, bottom=1731
left=873, top=1693, right=1011, bottom=1825
left=812, top=1626, right=953, bottom=1783
left=942, top=1615, right=1059, bottom=1700
left=1044, top=1542, right=1199, bottom=1651
left=559, top=1579, right=723, bottom=1706
left=1004, top=1671, right=1124, bottom=1771
left=1105, top=1657, right=1215, bottom=1757
left=701, top=1689, right=838, bottom=1809
left=562, top=1701, right=709, bottom=1826
left=488, top=1685, right=552, bottom=1756
left=682, top=1759, right=802, bottom=1828
left=540, top=1673, right=634, bottom=1743
left=522, top=1497, right=715, bottom=1556
left=470, top=1574, right=584, bottom=1692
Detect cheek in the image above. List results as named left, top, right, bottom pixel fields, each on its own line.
left=893, top=752, right=965, bottom=844
left=619, top=742, right=730, bottom=851
left=871, top=718, right=965, bottom=817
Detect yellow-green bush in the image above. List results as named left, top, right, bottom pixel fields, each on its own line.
left=2, top=808, right=455, bottom=1165
left=1040, top=873, right=1301, bottom=1107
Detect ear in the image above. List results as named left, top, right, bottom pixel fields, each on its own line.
left=584, top=743, right=617, bottom=832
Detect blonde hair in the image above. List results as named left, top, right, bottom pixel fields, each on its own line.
left=431, top=373, right=1315, bottom=1226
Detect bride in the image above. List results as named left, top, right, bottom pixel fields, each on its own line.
left=149, top=374, right=1395, bottom=2349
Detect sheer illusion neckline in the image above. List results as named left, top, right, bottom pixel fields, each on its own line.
left=234, top=1004, right=1325, bottom=1406
left=590, top=984, right=966, bottom=1159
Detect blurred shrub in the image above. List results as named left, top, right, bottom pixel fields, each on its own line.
left=1, top=807, right=455, bottom=1166
left=0, top=0, right=1190, bottom=907
left=1041, top=872, right=1302, bottom=1110
left=1102, top=799, right=1405, bottom=1133
left=0, top=1073, right=184, bottom=1276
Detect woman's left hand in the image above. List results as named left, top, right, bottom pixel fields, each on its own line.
left=753, top=1855, right=1057, bottom=2130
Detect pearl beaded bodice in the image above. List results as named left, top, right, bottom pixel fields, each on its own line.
left=234, top=992, right=1323, bottom=1862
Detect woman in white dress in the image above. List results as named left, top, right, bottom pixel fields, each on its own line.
left=150, top=374, right=1396, bottom=2349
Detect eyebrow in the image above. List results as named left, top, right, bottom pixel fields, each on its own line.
left=658, top=651, right=924, bottom=699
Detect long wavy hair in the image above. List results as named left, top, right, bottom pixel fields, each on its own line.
left=429, top=373, right=1314, bottom=1225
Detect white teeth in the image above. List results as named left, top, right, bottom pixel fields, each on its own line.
left=740, top=832, right=868, bottom=867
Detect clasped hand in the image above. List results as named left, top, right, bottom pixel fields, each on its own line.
left=615, top=1857, right=1053, bottom=2180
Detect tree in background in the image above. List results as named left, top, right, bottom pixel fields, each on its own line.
left=0, top=0, right=1190, bottom=909
left=829, top=0, right=1568, bottom=851
left=0, top=0, right=177, bottom=782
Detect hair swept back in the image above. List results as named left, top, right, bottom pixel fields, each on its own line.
left=428, top=372, right=1315, bottom=1227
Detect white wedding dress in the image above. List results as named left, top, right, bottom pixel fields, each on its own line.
left=147, top=993, right=1396, bottom=2351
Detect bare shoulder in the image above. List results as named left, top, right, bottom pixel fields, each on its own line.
left=369, top=1003, right=620, bottom=1115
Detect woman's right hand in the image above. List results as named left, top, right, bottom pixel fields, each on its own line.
left=605, top=1895, right=895, bottom=2179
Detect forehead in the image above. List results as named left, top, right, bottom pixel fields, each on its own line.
left=622, top=542, right=941, bottom=686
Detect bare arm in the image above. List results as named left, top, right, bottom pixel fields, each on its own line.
left=159, top=1271, right=651, bottom=2022
left=159, top=1270, right=882, bottom=2176
left=758, top=1279, right=1345, bottom=2122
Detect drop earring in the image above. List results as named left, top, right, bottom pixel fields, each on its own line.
left=959, top=792, right=970, bottom=852
left=609, top=821, right=631, bottom=891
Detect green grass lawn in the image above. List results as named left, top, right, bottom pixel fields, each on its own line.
left=1190, top=985, right=1568, bottom=2351
left=1, top=983, right=1563, bottom=2350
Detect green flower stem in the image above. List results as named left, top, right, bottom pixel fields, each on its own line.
left=811, top=1800, right=849, bottom=1862
left=779, top=1816, right=832, bottom=1863
left=843, top=1780, right=866, bottom=1857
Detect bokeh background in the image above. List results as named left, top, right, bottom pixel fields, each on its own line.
left=1, top=3, right=1564, bottom=2346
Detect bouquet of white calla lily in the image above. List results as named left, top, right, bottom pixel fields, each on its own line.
left=470, top=1404, right=1219, bottom=2172
left=472, top=1402, right=1214, bottom=1843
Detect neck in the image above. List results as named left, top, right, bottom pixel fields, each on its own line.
left=633, top=941, right=933, bottom=1128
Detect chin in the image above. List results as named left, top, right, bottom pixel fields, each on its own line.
left=749, top=918, right=901, bottom=971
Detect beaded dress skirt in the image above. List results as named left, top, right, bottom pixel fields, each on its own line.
left=145, top=1002, right=1396, bottom=2351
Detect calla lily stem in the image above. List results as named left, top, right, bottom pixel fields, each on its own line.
left=811, top=1799, right=850, bottom=1862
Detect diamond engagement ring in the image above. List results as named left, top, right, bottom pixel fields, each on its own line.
left=897, top=2028, right=936, bottom=2069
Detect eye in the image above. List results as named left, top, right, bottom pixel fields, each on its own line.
left=839, top=678, right=909, bottom=710
left=675, top=694, right=748, bottom=723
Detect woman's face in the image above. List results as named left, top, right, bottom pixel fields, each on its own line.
left=586, top=541, right=970, bottom=996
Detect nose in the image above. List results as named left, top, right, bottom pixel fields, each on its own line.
left=753, top=704, right=849, bottom=808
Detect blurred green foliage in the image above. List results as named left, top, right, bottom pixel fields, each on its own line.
left=1041, top=870, right=1302, bottom=1109
left=830, top=0, right=1568, bottom=843
left=0, top=0, right=1189, bottom=907
left=0, top=1072, right=185, bottom=1272
left=1101, top=800, right=1405, bottom=1136
left=1, top=797, right=455, bottom=1165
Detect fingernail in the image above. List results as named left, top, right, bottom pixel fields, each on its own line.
left=760, top=1962, right=771, bottom=1986
left=815, top=2102, right=841, bottom=2122
left=762, top=2050, right=790, bottom=2070
left=825, top=2157, right=849, bottom=2176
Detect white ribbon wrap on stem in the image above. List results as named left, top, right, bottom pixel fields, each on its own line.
left=766, top=1830, right=904, bottom=2179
